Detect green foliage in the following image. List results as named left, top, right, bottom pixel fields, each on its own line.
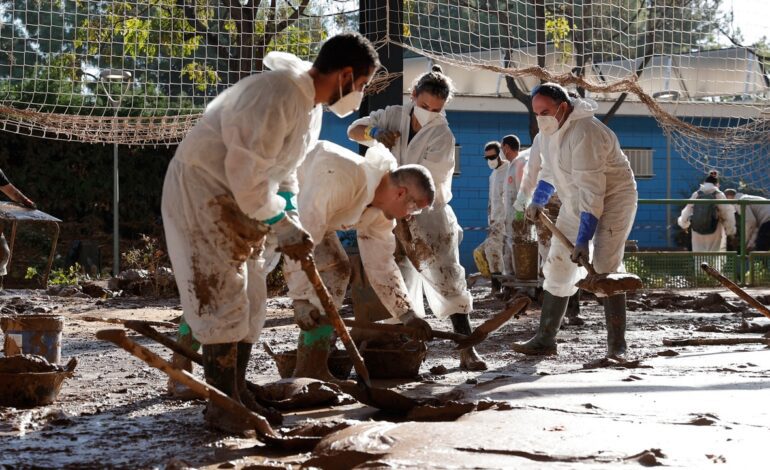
left=26, top=263, right=82, bottom=286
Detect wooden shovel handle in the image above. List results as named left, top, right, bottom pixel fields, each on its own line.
left=700, top=263, right=770, bottom=320
left=95, top=329, right=278, bottom=438
left=538, top=211, right=597, bottom=275
left=299, top=256, right=372, bottom=388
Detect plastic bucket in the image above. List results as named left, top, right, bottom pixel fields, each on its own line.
left=513, top=241, right=539, bottom=281
left=1, top=315, right=64, bottom=364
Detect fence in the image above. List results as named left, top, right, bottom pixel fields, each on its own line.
left=628, top=198, right=770, bottom=287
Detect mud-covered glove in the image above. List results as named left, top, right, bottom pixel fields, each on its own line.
left=365, top=126, right=400, bottom=149
left=526, top=180, right=555, bottom=223
left=400, top=310, right=432, bottom=341
left=571, top=212, right=598, bottom=267
left=293, top=300, right=322, bottom=330
left=270, top=212, right=313, bottom=260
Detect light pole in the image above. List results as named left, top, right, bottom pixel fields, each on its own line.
left=652, top=90, right=680, bottom=249
left=83, top=69, right=132, bottom=276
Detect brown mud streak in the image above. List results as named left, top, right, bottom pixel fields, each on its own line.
left=209, top=194, right=269, bottom=262
left=190, top=257, right=221, bottom=316
left=394, top=219, right=432, bottom=270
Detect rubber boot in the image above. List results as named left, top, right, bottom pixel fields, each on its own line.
left=511, top=291, right=569, bottom=355
left=604, top=293, right=627, bottom=359
left=292, top=324, right=336, bottom=382
left=236, top=342, right=283, bottom=426
left=167, top=320, right=199, bottom=400
left=202, top=342, right=252, bottom=435
left=490, top=273, right=502, bottom=296
left=564, top=290, right=585, bottom=327
left=451, top=314, right=488, bottom=371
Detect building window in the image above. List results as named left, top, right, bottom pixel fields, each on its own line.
left=453, top=145, right=461, bottom=176
left=624, top=148, right=654, bottom=178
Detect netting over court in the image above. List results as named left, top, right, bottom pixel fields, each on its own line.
left=1, top=1, right=768, bottom=189
left=0, top=0, right=378, bottom=144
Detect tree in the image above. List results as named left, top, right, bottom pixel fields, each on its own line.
left=403, top=0, right=730, bottom=138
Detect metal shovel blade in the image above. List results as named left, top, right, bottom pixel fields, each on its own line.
left=454, top=296, right=531, bottom=350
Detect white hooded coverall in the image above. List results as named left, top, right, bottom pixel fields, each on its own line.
left=349, top=102, right=473, bottom=319
left=484, top=160, right=509, bottom=273
left=538, top=98, right=638, bottom=298
left=736, top=195, right=770, bottom=251
left=282, top=141, right=415, bottom=320
left=162, top=52, right=322, bottom=344
left=677, top=183, right=736, bottom=252
left=503, top=148, right=530, bottom=275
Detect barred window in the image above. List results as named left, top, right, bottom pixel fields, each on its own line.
left=624, top=148, right=654, bottom=178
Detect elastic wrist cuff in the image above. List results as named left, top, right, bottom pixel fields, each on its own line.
left=263, top=211, right=285, bottom=225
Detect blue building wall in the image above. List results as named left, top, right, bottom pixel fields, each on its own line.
left=319, top=110, right=712, bottom=271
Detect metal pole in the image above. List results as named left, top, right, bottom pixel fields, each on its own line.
left=665, top=133, right=671, bottom=247
left=113, top=139, right=119, bottom=276
left=739, top=202, right=746, bottom=285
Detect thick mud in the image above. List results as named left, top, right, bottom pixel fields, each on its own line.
left=1, top=284, right=769, bottom=467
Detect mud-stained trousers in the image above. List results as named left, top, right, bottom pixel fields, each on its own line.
left=543, top=191, right=637, bottom=298
left=483, top=222, right=506, bottom=274
left=162, top=159, right=269, bottom=345
left=395, top=204, right=473, bottom=320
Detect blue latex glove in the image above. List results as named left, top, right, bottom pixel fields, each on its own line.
left=526, top=180, right=555, bottom=222
left=571, top=211, right=598, bottom=265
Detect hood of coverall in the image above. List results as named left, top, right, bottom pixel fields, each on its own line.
left=263, top=51, right=315, bottom=102
left=362, top=143, right=399, bottom=205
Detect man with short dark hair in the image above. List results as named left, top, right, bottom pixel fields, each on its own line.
left=162, top=33, right=379, bottom=433
left=500, top=134, right=522, bottom=280
left=283, top=140, right=435, bottom=380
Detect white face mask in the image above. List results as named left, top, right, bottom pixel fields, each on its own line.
left=328, top=75, right=363, bottom=118
left=413, top=106, right=440, bottom=127
left=536, top=103, right=566, bottom=136
left=487, top=158, right=500, bottom=170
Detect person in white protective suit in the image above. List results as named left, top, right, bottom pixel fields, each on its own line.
left=510, top=132, right=584, bottom=325
left=677, top=172, right=736, bottom=252
left=347, top=65, right=487, bottom=370
left=512, top=83, right=638, bottom=359
left=161, top=33, right=379, bottom=433
left=281, top=140, right=436, bottom=380
left=725, top=190, right=770, bottom=251
left=501, top=134, right=523, bottom=283
left=482, top=141, right=509, bottom=295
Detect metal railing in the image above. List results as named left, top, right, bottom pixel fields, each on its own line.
left=634, top=198, right=770, bottom=286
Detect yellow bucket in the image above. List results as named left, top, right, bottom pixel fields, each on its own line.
left=473, top=244, right=491, bottom=278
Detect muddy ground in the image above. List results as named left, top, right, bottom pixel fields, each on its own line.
left=1, top=282, right=769, bottom=468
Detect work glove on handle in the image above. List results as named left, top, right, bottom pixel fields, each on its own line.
left=293, top=300, right=322, bottom=330
left=400, top=310, right=433, bottom=341
left=571, top=212, right=598, bottom=267
left=270, top=212, right=313, bottom=260
left=526, top=180, right=555, bottom=223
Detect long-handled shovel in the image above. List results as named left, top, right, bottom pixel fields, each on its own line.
left=700, top=262, right=770, bottom=320
left=297, top=254, right=372, bottom=388
left=95, top=329, right=319, bottom=450
left=344, top=296, right=531, bottom=350
left=538, top=212, right=643, bottom=296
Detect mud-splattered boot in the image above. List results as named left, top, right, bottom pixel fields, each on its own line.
left=292, top=325, right=336, bottom=382
left=167, top=319, right=199, bottom=400
left=604, top=293, right=627, bottom=359
left=511, top=291, right=569, bottom=356
left=235, top=342, right=283, bottom=426
left=202, top=342, right=252, bottom=435
left=451, top=314, right=488, bottom=371
left=563, top=290, right=585, bottom=327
